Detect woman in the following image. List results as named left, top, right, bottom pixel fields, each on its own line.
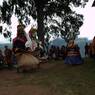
left=64, top=40, right=83, bottom=65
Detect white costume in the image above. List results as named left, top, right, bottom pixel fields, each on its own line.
left=25, top=32, right=37, bottom=51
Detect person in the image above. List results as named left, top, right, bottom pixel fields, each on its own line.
left=64, top=40, right=83, bottom=65
left=85, top=43, right=89, bottom=57
left=13, top=24, right=27, bottom=53
left=88, top=43, right=93, bottom=58
left=12, top=23, right=27, bottom=70
left=13, top=25, right=40, bottom=72
left=48, top=45, right=56, bottom=60
left=4, top=46, right=12, bottom=69
left=25, top=27, right=38, bottom=52
left=60, top=45, right=66, bottom=60
left=0, top=49, right=4, bottom=68
left=91, top=36, right=95, bottom=59
left=55, top=46, right=60, bottom=60
left=48, top=45, right=53, bottom=59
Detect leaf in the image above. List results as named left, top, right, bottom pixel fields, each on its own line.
left=0, top=26, right=3, bottom=34
left=3, top=33, right=8, bottom=38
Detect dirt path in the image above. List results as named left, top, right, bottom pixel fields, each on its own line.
left=0, top=85, right=50, bottom=95
left=0, top=63, right=56, bottom=95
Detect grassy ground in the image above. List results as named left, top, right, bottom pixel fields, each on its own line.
left=0, top=58, right=95, bottom=95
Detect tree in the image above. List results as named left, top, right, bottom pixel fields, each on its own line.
left=92, top=0, right=95, bottom=7
left=0, top=0, right=89, bottom=43
left=45, top=12, right=83, bottom=42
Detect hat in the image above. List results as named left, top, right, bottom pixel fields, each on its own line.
left=29, top=27, right=37, bottom=33
left=29, top=27, right=37, bottom=37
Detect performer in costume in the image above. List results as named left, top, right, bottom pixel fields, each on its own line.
left=64, top=40, right=83, bottom=65
left=13, top=24, right=27, bottom=53
left=12, top=24, right=27, bottom=67
left=25, top=27, right=38, bottom=51
left=13, top=24, right=40, bottom=72
left=23, top=27, right=40, bottom=71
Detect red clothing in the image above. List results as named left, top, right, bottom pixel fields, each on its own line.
left=13, top=36, right=27, bottom=44
left=13, top=36, right=27, bottom=52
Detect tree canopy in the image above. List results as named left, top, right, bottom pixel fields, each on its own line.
left=92, top=0, right=95, bottom=7
left=0, top=0, right=89, bottom=42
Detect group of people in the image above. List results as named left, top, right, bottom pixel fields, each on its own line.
left=48, top=36, right=95, bottom=65
left=48, top=45, right=66, bottom=60
left=0, top=40, right=83, bottom=69
left=48, top=40, right=83, bottom=65
left=0, top=23, right=95, bottom=71
left=0, top=23, right=43, bottom=71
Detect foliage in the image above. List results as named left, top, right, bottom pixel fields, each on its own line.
left=45, top=13, right=83, bottom=42
left=92, top=0, right=95, bottom=7
left=0, top=0, right=89, bottom=42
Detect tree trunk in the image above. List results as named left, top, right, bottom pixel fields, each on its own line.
left=36, top=7, right=45, bottom=44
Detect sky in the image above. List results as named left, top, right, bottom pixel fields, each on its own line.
left=77, top=0, right=95, bottom=40
left=0, top=0, right=95, bottom=43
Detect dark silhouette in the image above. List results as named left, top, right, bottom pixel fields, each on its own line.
left=60, top=45, right=66, bottom=59
left=0, top=49, right=4, bottom=68
left=4, top=46, right=12, bottom=69
left=85, top=43, right=89, bottom=57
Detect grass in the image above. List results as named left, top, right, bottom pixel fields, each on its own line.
left=0, top=58, right=95, bottom=95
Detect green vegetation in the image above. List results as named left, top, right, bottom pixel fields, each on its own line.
left=0, top=0, right=88, bottom=42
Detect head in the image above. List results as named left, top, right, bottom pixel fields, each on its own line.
left=69, top=40, right=74, bottom=44
left=17, top=24, right=25, bottom=31
left=29, top=27, right=37, bottom=39
left=0, top=49, right=2, bottom=53
left=5, top=45, right=8, bottom=49
left=17, top=24, right=26, bottom=37
left=67, top=40, right=75, bottom=47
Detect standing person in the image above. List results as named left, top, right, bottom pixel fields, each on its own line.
left=50, top=46, right=56, bottom=60
left=25, top=27, right=38, bottom=52
left=55, top=46, right=60, bottom=60
left=88, top=43, right=92, bottom=58
left=12, top=23, right=27, bottom=71
left=85, top=43, right=89, bottom=57
left=91, top=36, right=95, bottom=59
left=48, top=45, right=53, bottom=59
left=60, top=45, right=66, bottom=60
left=0, top=49, right=4, bottom=69
left=64, top=40, right=83, bottom=65
left=4, top=46, right=12, bottom=69
left=13, top=24, right=27, bottom=53
left=14, top=25, right=40, bottom=72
